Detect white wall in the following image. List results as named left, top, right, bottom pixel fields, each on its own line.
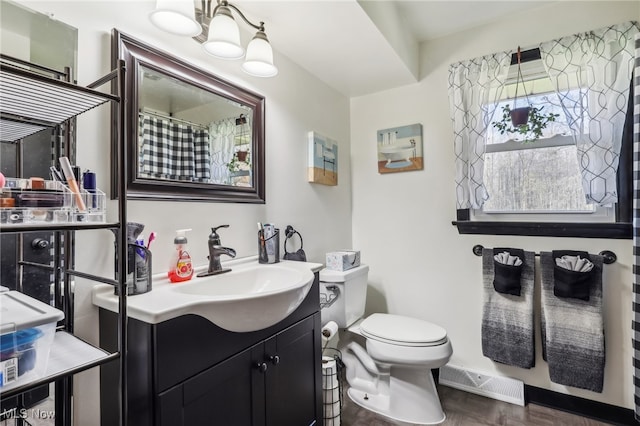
left=19, top=1, right=351, bottom=424
left=350, top=1, right=638, bottom=410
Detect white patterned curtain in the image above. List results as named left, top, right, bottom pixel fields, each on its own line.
left=448, top=53, right=511, bottom=209
left=539, top=21, right=639, bottom=205
left=209, top=118, right=236, bottom=184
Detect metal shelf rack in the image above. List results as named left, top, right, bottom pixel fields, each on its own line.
left=0, top=54, right=128, bottom=426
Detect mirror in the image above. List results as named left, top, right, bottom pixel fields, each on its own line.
left=112, top=29, right=265, bottom=203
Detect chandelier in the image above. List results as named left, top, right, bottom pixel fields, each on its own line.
left=149, top=0, right=278, bottom=77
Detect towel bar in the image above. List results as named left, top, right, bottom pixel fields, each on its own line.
left=471, top=244, right=617, bottom=264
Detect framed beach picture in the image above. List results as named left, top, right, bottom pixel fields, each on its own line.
left=308, top=131, right=338, bottom=186
left=376, top=123, right=423, bottom=174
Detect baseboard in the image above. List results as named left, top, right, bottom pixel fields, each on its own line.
left=525, top=385, right=637, bottom=426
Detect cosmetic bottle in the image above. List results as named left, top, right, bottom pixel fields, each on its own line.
left=168, top=229, right=193, bottom=283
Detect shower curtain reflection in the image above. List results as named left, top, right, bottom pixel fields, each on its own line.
left=139, top=114, right=211, bottom=182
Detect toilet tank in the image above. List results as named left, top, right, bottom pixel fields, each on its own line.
left=320, top=264, right=369, bottom=328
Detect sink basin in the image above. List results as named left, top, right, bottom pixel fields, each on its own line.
left=171, top=264, right=314, bottom=332
left=173, top=265, right=307, bottom=298
left=92, top=258, right=321, bottom=333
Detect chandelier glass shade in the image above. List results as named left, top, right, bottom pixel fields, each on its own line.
left=203, top=5, right=244, bottom=59
left=242, top=31, right=278, bottom=77
left=149, top=0, right=202, bottom=37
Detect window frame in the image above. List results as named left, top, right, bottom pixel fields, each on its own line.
left=452, top=48, right=633, bottom=239
left=479, top=134, right=613, bottom=219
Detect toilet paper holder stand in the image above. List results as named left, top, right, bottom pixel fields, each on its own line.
left=322, top=348, right=344, bottom=426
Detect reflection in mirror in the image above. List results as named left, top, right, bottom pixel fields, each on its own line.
left=113, top=29, right=265, bottom=203
left=139, top=65, right=253, bottom=186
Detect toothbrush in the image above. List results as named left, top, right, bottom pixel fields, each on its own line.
left=257, top=223, right=265, bottom=243
left=136, top=235, right=145, bottom=259
left=146, top=232, right=156, bottom=249
left=258, top=223, right=268, bottom=262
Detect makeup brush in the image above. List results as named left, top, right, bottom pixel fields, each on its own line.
left=59, top=156, right=86, bottom=211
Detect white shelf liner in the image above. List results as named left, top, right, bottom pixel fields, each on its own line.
left=1, top=331, right=110, bottom=393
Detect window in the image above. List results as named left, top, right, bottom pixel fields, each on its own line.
left=476, top=61, right=613, bottom=223
left=449, top=23, right=637, bottom=238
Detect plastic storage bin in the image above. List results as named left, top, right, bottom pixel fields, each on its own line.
left=0, top=291, right=64, bottom=388
left=1, top=178, right=105, bottom=225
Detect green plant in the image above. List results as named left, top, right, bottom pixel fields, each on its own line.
left=492, top=104, right=559, bottom=143
left=227, top=155, right=239, bottom=172
left=227, top=151, right=251, bottom=172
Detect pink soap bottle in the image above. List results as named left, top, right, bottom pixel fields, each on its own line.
left=168, top=229, right=193, bottom=283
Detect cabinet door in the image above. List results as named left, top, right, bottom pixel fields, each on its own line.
left=265, top=313, right=321, bottom=426
left=158, top=341, right=265, bottom=426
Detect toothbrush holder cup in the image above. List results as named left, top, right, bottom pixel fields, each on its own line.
left=258, top=228, right=280, bottom=264
left=114, top=243, right=152, bottom=295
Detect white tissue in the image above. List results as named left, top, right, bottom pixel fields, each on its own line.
left=322, top=356, right=339, bottom=389
left=494, top=251, right=522, bottom=266
left=324, top=401, right=340, bottom=425
left=555, top=255, right=594, bottom=272
left=321, top=321, right=339, bottom=344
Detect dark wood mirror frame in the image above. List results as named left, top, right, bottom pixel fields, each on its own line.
left=111, top=29, right=265, bottom=203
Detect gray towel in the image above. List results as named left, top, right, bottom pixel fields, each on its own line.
left=540, top=252, right=604, bottom=392
left=481, top=248, right=535, bottom=368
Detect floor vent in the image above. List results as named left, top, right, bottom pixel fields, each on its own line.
left=439, top=365, right=525, bottom=406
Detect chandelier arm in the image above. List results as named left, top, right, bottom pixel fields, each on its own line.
left=202, top=0, right=210, bottom=18
left=224, top=2, right=265, bottom=32
left=210, top=1, right=220, bottom=19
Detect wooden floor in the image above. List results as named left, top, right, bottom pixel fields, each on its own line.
left=340, top=384, right=610, bottom=426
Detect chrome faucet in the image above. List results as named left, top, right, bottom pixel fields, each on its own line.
left=197, top=225, right=237, bottom=277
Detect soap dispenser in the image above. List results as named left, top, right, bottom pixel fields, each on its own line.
left=168, top=229, right=193, bottom=283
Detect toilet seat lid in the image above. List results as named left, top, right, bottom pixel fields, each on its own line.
left=360, top=313, right=447, bottom=347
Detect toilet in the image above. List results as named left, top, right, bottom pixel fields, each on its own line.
left=320, top=264, right=453, bottom=425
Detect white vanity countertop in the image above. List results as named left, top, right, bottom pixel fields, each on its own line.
left=92, top=256, right=324, bottom=325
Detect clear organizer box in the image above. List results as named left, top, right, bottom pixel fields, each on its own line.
left=0, top=290, right=65, bottom=388
left=1, top=178, right=106, bottom=226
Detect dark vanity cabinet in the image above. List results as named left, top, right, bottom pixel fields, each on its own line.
left=100, top=273, right=323, bottom=426
left=157, top=314, right=319, bottom=426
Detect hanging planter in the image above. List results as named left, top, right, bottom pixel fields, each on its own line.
left=509, top=106, right=530, bottom=127
left=236, top=150, right=249, bottom=162
left=492, top=47, right=559, bottom=142
left=227, top=149, right=251, bottom=173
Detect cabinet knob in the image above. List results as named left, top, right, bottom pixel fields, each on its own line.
left=256, top=362, right=268, bottom=373
left=31, top=238, right=49, bottom=250
left=269, top=355, right=280, bottom=365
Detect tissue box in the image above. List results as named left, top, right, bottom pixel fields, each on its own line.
left=326, top=250, right=361, bottom=271
left=0, top=291, right=64, bottom=388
